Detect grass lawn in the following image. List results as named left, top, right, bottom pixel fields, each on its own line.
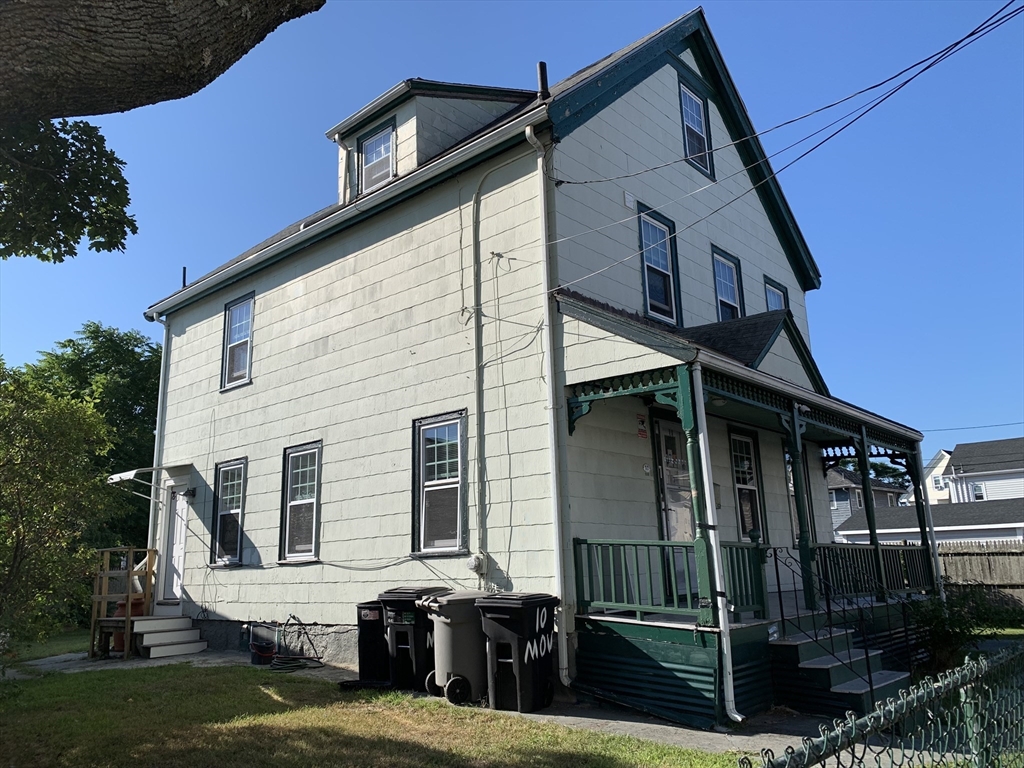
left=3, top=627, right=91, bottom=664
left=0, top=664, right=744, bottom=768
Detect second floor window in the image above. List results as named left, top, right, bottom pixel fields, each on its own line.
left=222, top=295, right=254, bottom=388
left=640, top=214, right=675, bottom=322
left=680, top=84, right=710, bottom=173
left=714, top=253, right=742, bottom=321
left=932, top=475, right=947, bottom=491
left=361, top=126, right=393, bottom=193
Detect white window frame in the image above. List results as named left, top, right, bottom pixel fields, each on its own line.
left=222, top=295, right=254, bottom=389
left=855, top=489, right=864, bottom=508
left=932, top=475, right=945, bottom=491
left=360, top=125, right=394, bottom=194
left=887, top=493, right=895, bottom=507
left=766, top=284, right=786, bottom=312
left=213, top=459, right=245, bottom=564
left=730, top=434, right=762, bottom=539
left=680, top=84, right=710, bottom=173
left=714, top=254, right=741, bottom=321
left=640, top=213, right=675, bottom=322
left=972, top=482, right=986, bottom=501
left=416, top=416, right=463, bottom=553
left=829, top=490, right=837, bottom=510
left=282, top=443, right=321, bottom=561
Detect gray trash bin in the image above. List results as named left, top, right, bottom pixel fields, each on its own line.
left=416, top=590, right=490, bottom=705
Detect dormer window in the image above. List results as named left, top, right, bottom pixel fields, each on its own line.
left=360, top=125, right=394, bottom=193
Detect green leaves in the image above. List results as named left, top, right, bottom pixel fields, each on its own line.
left=0, top=119, right=138, bottom=262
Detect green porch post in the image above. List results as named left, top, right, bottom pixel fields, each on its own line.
left=856, top=426, right=887, bottom=597
left=782, top=404, right=816, bottom=611
left=676, top=364, right=717, bottom=627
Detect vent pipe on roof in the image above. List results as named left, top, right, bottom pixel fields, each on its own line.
left=537, top=61, right=549, bottom=100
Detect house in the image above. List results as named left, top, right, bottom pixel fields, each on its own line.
left=838, top=498, right=1024, bottom=544
left=900, top=448, right=951, bottom=507
left=943, top=437, right=1024, bottom=504
left=826, top=467, right=905, bottom=536
left=123, top=10, right=943, bottom=727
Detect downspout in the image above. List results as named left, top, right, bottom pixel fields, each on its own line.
left=144, top=314, right=172, bottom=552
left=334, top=137, right=352, bottom=205
left=471, top=148, right=536, bottom=587
left=524, top=123, right=571, bottom=689
left=691, top=361, right=744, bottom=723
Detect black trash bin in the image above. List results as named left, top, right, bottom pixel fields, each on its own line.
left=356, top=600, right=390, bottom=683
left=475, top=592, right=560, bottom=713
left=378, top=586, right=450, bottom=691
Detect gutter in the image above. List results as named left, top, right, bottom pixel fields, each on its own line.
left=524, top=123, right=572, bottom=689
left=145, top=105, right=549, bottom=322
left=691, top=362, right=744, bottom=723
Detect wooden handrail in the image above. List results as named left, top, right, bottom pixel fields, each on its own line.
left=89, top=547, right=157, bottom=660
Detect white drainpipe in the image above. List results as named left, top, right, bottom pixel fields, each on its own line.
left=146, top=315, right=172, bottom=551
left=524, top=125, right=571, bottom=689
left=691, top=361, right=744, bottom=723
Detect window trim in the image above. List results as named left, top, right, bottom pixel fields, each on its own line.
left=280, top=441, right=323, bottom=561
left=855, top=489, right=864, bottom=508
left=729, top=428, right=766, bottom=542
left=357, top=119, right=396, bottom=195
left=932, top=475, right=946, bottom=491
left=411, top=410, right=469, bottom=556
left=712, top=248, right=744, bottom=321
left=972, top=482, right=986, bottom=501
left=764, top=276, right=789, bottom=313
left=636, top=203, right=681, bottom=326
left=221, top=293, right=255, bottom=390
left=678, top=81, right=714, bottom=178
left=828, top=490, right=837, bottom=510
left=211, top=458, right=247, bottom=565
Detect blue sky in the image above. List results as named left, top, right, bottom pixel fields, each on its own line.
left=1, top=0, right=1021, bottom=460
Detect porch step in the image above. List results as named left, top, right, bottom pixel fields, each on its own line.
left=140, top=628, right=201, bottom=646
left=147, top=640, right=208, bottom=659
left=830, top=669, right=911, bottom=715
left=131, top=615, right=192, bottom=632
left=799, top=648, right=885, bottom=689
left=152, top=600, right=183, bottom=617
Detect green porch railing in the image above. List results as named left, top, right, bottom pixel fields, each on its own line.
left=721, top=541, right=768, bottom=619
left=815, top=543, right=933, bottom=599
left=573, top=538, right=769, bottom=621
left=573, top=538, right=701, bottom=621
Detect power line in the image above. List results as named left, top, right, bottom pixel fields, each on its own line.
left=922, top=422, right=1024, bottom=433
left=468, top=2, right=1023, bottom=317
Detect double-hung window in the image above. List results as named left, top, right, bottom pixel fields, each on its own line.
left=713, top=251, right=742, bottom=321
left=361, top=125, right=394, bottom=193
left=855, top=489, right=864, bottom=508
left=828, top=490, right=837, bottom=510
left=212, top=459, right=246, bottom=564
left=413, top=411, right=467, bottom=553
left=972, top=482, right=986, bottom=501
left=765, top=278, right=788, bottom=312
left=639, top=211, right=676, bottom=322
left=680, top=84, right=711, bottom=173
left=222, top=295, right=254, bottom=388
left=731, top=434, right=762, bottom=539
left=282, top=442, right=321, bottom=560
left=932, top=475, right=946, bottom=491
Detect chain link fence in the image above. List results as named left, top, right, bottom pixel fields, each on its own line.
left=740, top=643, right=1024, bottom=767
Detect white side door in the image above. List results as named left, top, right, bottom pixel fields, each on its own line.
left=163, top=487, right=188, bottom=601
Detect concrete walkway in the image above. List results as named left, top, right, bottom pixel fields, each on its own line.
left=5, top=649, right=822, bottom=757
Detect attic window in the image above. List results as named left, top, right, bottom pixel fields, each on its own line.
left=361, top=126, right=393, bottom=193
left=680, top=85, right=710, bottom=173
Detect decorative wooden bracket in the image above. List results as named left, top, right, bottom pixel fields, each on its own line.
left=567, top=400, right=592, bottom=435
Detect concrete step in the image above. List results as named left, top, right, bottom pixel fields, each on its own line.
left=800, top=648, right=884, bottom=688
left=140, top=628, right=201, bottom=646
left=132, top=616, right=192, bottom=632
left=147, top=640, right=207, bottom=659
left=831, top=669, right=910, bottom=696
left=769, top=627, right=859, bottom=664
left=152, top=600, right=183, bottom=617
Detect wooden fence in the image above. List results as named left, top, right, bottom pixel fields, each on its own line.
left=937, top=540, right=1024, bottom=605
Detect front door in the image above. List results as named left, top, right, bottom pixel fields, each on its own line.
left=163, top=487, right=188, bottom=601
left=655, top=419, right=694, bottom=541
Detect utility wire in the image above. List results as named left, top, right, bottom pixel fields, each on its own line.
left=553, top=0, right=1021, bottom=186
left=467, top=2, right=1023, bottom=317
left=922, top=421, right=1024, bottom=433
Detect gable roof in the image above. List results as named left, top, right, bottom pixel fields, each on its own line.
left=555, top=289, right=828, bottom=394
left=945, top=437, right=1024, bottom=476
left=838, top=498, right=1024, bottom=533
left=547, top=9, right=821, bottom=292
left=827, top=466, right=906, bottom=493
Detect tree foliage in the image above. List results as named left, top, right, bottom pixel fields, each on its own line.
left=0, top=362, right=116, bottom=648
left=22, top=322, right=162, bottom=548
left=0, top=119, right=137, bottom=262
left=837, top=458, right=910, bottom=489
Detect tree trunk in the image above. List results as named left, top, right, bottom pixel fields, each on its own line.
left=0, top=0, right=325, bottom=121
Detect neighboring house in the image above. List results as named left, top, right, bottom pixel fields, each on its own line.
left=901, top=448, right=951, bottom=507
left=122, top=10, right=942, bottom=727
left=826, top=467, right=905, bottom=535
left=944, top=437, right=1024, bottom=503
left=838, top=498, right=1024, bottom=544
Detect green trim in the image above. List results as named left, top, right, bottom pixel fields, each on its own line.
left=636, top=202, right=683, bottom=326
left=749, top=313, right=830, bottom=397
left=763, top=275, right=790, bottom=311
left=711, top=246, right=744, bottom=320
left=161, top=131, right=540, bottom=318
left=676, top=78, right=715, bottom=180
left=548, top=10, right=821, bottom=292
